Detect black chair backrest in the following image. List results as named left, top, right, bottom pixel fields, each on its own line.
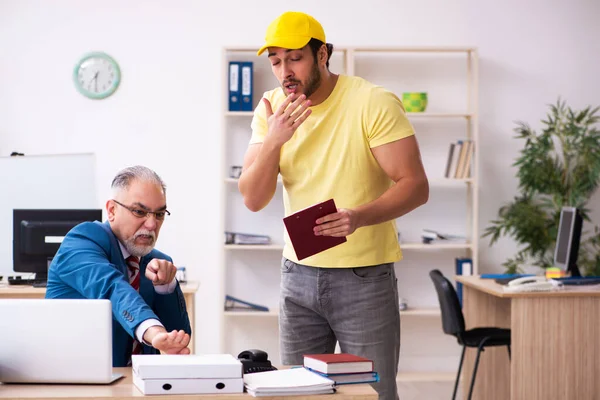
left=429, top=269, right=466, bottom=337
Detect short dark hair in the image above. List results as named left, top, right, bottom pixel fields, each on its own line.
left=308, top=38, right=334, bottom=68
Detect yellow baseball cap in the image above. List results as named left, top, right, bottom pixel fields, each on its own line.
left=257, top=11, right=326, bottom=56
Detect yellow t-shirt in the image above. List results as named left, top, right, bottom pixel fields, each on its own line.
left=249, top=75, right=415, bottom=267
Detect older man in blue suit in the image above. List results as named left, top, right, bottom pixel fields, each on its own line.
left=46, top=165, right=191, bottom=366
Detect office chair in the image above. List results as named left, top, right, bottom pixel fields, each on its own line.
left=429, top=269, right=511, bottom=400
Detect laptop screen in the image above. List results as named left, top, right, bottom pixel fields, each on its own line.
left=0, top=299, right=116, bottom=384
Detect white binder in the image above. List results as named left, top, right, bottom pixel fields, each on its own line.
left=133, top=374, right=243, bottom=395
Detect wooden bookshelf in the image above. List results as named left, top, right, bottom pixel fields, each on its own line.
left=222, top=46, right=479, bottom=382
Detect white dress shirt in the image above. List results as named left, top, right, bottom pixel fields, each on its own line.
left=118, top=242, right=177, bottom=344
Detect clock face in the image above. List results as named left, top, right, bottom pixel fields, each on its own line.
left=73, top=52, right=121, bottom=99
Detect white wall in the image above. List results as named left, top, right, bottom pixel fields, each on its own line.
left=1, top=0, right=599, bottom=356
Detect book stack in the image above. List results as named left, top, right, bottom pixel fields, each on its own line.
left=444, top=140, right=475, bottom=179
left=243, top=368, right=335, bottom=397
left=303, top=353, right=379, bottom=385
left=132, top=354, right=243, bottom=395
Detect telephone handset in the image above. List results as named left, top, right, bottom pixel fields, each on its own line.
left=237, top=349, right=278, bottom=374
left=505, top=276, right=554, bottom=292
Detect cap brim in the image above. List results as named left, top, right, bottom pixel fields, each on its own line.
left=256, top=36, right=312, bottom=56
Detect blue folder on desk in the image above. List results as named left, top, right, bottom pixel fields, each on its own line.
left=480, top=274, right=535, bottom=279
left=553, top=276, right=600, bottom=285
left=480, top=273, right=535, bottom=285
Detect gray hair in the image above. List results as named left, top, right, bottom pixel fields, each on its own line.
left=111, top=166, right=166, bottom=196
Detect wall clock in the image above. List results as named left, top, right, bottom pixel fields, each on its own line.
left=73, top=52, right=121, bottom=99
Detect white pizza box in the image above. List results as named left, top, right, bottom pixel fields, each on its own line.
left=132, top=354, right=242, bottom=379
left=133, top=373, right=243, bottom=395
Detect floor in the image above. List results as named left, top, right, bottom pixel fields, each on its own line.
left=397, top=380, right=461, bottom=400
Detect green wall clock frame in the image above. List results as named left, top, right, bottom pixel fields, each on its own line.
left=73, top=52, right=121, bottom=99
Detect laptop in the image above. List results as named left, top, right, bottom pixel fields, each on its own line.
left=0, top=298, right=123, bottom=384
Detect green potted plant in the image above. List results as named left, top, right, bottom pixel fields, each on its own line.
left=484, top=100, right=600, bottom=275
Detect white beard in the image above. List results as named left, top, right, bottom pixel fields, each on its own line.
left=124, top=230, right=156, bottom=257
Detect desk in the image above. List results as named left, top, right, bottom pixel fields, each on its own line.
left=0, top=282, right=199, bottom=353
left=456, top=276, right=600, bottom=400
left=0, top=367, right=378, bottom=399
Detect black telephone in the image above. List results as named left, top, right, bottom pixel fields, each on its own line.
left=237, top=349, right=278, bottom=374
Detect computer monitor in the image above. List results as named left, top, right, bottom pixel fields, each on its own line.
left=553, top=206, right=583, bottom=277
left=13, top=209, right=102, bottom=283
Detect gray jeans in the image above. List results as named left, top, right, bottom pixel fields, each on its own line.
left=279, top=258, right=400, bottom=400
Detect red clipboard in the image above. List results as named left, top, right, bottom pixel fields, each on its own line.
left=283, top=199, right=347, bottom=260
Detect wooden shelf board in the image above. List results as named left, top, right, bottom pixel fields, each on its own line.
left=225, top=111, right=254, bottom=117
left=224, top=46, right=476, bottom=53
left=225, top=111, right=473, bottom=118
left=226, top=177, right=472, bottom=185
left=351, top=46, right=476, bottom=53
left=224, top=244, right=284, bottom=251
left=401, top=243, right=473, bottom=250
left=406, top=112, right=473, bottom=118
left=224, top=243, right=472, bottom=251
left=224, top=308, right=440, bottom=318
left=428, top=177, right=474, bottom=185
left=224, top=311, right=278, bottom=317
left=225, top=178, right=282, bottom=184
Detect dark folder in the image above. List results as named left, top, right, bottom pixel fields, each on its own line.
left=228, top=61, right=242, bottom=111
left=240, top=61, right=254, bottom=111
left=283, top=199, right=347, bottom=261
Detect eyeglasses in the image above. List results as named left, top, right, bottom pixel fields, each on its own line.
left=112, top=199, right=170, bottom=221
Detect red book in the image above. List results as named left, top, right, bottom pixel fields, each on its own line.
left=303, top=353, right=374, bottom=374
left=283, top=199, right=347, bottom=261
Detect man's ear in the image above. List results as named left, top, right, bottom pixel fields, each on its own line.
left=106, top=200, right=116, bottom=222
left=318, top=45, right=327, bottom=66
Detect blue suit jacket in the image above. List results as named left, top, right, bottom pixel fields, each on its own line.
left=46, top=221, right=192, bottom=367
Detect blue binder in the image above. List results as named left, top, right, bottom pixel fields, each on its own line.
left=228, top=61, right=242, bottom=111
left=240, top=61, right=253, bottom=111
left=455, top=257, right=473, bottom=307
left=224, top=295, right=269, bottom=312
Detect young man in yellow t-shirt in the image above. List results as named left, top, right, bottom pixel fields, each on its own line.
left=238, top=11, right=429, bottom=400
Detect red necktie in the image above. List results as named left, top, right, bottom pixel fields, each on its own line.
left=126, top=255, right=141, bottom=291
left=126, top=256, right=142, bottom=357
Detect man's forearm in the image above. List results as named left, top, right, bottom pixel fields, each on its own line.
left=138, top=319, right=163, bottom=345
left=354, top=176, right=429, bottom=228
left=238, top=141, right=282, bottom=212
left=142, top=325, right=167, bottom=345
